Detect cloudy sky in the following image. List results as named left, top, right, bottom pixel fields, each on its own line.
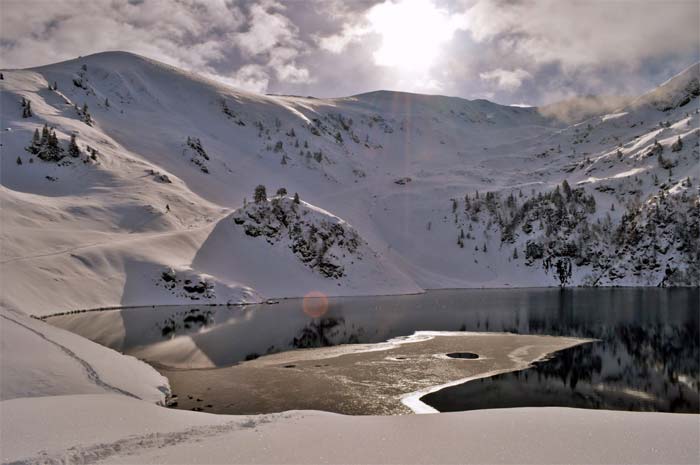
left=1, top=0, right=698, bottom=105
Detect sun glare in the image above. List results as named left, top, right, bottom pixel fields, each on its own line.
left=368, top=0, right=464, bottom=74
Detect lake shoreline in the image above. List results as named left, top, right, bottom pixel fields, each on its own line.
left=34, top=285, right=693, bottom=320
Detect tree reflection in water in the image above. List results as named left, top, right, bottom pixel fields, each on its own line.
left=423, top=322, right=699, bottom=413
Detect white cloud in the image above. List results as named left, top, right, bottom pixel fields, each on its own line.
left=479, top=68, right=532, bottom=91
left=268, top=47, right=312, bottom=83
left=0, top=0, right=310, bottom=93
left=465, top=0, right=700, bottom=70
left=1, top=0, right=697, bottom=102
left=0, top=0, right=244, bottom=72
left=236, top=3, right=298, bottom=57
left=228, top=64, right=270, bottom=93
left=318, top=23, right=370, bottom=53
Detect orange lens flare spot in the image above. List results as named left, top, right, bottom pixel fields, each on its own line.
left=302, top=291, right=328, bottom=318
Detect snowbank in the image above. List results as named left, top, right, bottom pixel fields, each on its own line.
left=0, top=309, right=167, bottom=403
left=2, top=394, right=698, bottom=464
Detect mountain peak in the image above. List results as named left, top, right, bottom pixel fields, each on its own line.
left=631, top=62, right=700, bottom=111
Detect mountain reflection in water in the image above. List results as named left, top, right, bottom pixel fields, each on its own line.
left=46, top=288, right=699, bottom=414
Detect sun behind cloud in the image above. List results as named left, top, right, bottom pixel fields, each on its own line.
left=368, top=0, right=467, bottom=75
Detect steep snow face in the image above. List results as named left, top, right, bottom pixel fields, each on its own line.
left=191, top=196, right=420, bottom=299
left=1, top=52, right=699, bottom=316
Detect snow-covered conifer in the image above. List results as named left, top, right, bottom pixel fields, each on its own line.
left=254, top=185, right=267, bottom=203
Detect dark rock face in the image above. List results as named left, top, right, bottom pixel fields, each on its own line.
left=185, top=136, right=210, bottom=173
left=156, top=268, right=215, bottom=300
left=232, top=197, right=364, bottom=278
left=656, top=78, right=700, bottom=111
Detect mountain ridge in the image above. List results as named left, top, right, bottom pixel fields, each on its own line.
left=1, top=51, right=698, bottom=316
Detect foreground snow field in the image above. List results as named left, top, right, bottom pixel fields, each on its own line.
left=1, top=52, right=698, bottom=464
left=2, top=394, right=698, bottom=464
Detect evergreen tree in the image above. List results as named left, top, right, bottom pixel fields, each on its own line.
left=68, top=133, right=80, bottom=157
left=16, top=156, right=22, bottom=165
left=32, top=128, right=40, bottom=146
left=41, top=124, right=49, bottom=145
left=562, top=180, right=572, bottom=199
left=22, top=100, right=32, bottom=118
left=276, top=187, right=287, bottom=197
left=513, top=248, right=518, bottom=259
left=81, top=103, right=92, bottom=125
left=254, top=185, right=267, bottom=203
left=105, top=98, right=110, bottom=108
left=293, top=192, right=300, bottom=204
left=49, top=130, right=59, bottom=154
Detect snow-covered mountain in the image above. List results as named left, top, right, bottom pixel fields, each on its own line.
left=1, top=52, right=698, bottom=315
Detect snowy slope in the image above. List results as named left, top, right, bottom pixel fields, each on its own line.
left=1, top=51, right=698, bottom=319
left=0, top=308, right=167, bottom=402
left=2, top=394, right=698, bottom=465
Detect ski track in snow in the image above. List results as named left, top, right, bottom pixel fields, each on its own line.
left=5, top=417, right=278, bottom=465
left=0, top=313, right=140, bottom=400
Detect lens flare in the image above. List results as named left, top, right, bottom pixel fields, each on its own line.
left=302, top=291, right=329, bottom=318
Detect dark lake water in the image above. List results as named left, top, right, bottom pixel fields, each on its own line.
left=47, top=288, right=699, bottom=414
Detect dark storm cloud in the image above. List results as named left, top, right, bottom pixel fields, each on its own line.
left=1, top=0, right=698, bottom=105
